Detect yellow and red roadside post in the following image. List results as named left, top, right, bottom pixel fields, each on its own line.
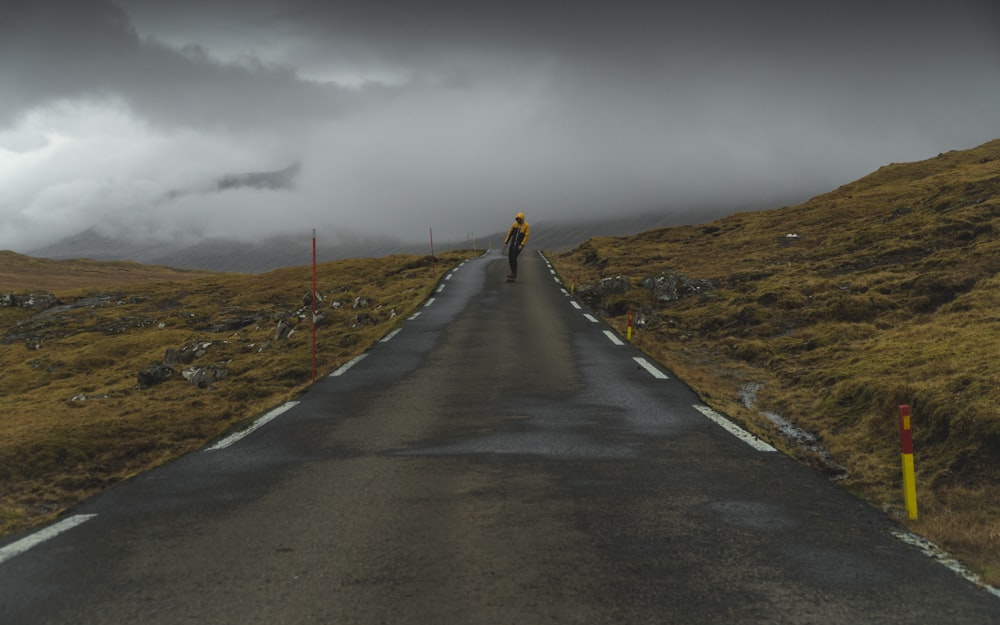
left=898, top=404, right=919, bottom=520
left=627, top=310, right=634, bottom=341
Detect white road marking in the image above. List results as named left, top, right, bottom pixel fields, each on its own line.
left=436, top=285, right=445, bottom=293
left=380, top=329, right=402, bottom=343
left=693, top=405, right=777, bottom=452
left=445, top=273, right=453, bottom=280
left=408, top=311, right=422, bottom=320
left=330, top=354, right=367, bottom=377
left=0, top=514, right=97, bottom=566
left=424, top=297, right=436, bottom=307
left=603, top=330, right=625, bottom=345
left=633, top=357, right=668, bottom=379
left=583, top=314, right=599, bottom=323
left=570, top=301, right=582, bottom=310
left=891, top=530, right=1000, bottom=599
left=207, top=402, right=301, bottom=450
left=561, top=289, right=570, bottom=296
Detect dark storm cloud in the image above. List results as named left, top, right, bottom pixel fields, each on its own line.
left=0, top=0, right=354, bottom=130
left=1, top=0, right=999, bottom=252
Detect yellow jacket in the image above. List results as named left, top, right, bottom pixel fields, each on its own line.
left=504, top=212, right=531, bottom=248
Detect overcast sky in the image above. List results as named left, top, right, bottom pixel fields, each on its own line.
left=2, top=0, right=999, bottom=252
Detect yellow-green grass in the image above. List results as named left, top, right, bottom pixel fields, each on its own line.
left=0, top=251, right=212, bottom=291
left=549, top=138, right=1000, bottom=585
left=0, top=251, right=470, bottom=534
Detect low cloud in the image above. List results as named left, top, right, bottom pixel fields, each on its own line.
left=2, top=0, right=999, bottom=253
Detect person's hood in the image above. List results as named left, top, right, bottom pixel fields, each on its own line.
left=515, top=212, right=525, bottom=221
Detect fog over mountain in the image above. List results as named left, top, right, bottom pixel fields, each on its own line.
left=2, top=0, right=999, bottom=259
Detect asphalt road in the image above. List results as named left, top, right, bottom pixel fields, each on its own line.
left=2, top=250, right=998, bottom=624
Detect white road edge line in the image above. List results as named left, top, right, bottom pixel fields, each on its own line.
left=424, top=297, right=436, bottom=307
left=633, top=357, right=668, bottom=379
left=583, top=314, right=599, bottom=323
left=408, top=311, right=422, bottom=320
left=603, top=330, right=625, bottom=346
left=0, top=514, right=97, bottom=566
left=207, top=401, right=301, bottom=450
left=693, top=405, right=777, bottom=452
left=380, top=328, right=402, bottom=343
left=891, top=530, right=1000, bottom=599
left=436, top=285, right=445, bottom=293
left=570, top=301, right=582, bottom=310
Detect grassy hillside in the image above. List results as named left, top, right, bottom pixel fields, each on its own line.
left=0, top=251, right=212, bottom=291
left=0, top=252, right=468, bottom=535
left=549, top=138, right=1000, bottom=584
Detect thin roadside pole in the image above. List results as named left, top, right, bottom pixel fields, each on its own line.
left=312, top=228, right=318, bottom=384
left=898, top=404, right=918, bottom=520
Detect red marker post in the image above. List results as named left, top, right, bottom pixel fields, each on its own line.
left=311, top=228, right=318, bottom=383
left=898, top=405, right=918, bottom=520
left=627, top=310, right=634, bottom=341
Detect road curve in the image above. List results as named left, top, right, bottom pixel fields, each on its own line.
left=1, top=250, right=998, bottom=624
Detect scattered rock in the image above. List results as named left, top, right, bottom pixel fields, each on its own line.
left=70, top=393, right=109, bottom=402
left=164, top=342, right=212, bottom=365
left=303, top=292, right=326, bottom=307
left=137, top=363, right=174, bottom=389
left=642, top=272, right=715, bottom=303
left=0, top=292, right=61, bottom=311
left=353, top=296, right=372, bottom=309
left=352, top=312, right=379, bottom=328
left=583, top=251, right=608, bottom=269
left=274, top=319, right=295, bottom=340
left=576, top=275, right=631, bottom=305
left=181, top=365, right=229, bottom=388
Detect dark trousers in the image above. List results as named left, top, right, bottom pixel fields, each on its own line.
left=508, top=245, right=522, bottom=276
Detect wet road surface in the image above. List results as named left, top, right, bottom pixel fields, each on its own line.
left=2, top=251, right=998, bottom=624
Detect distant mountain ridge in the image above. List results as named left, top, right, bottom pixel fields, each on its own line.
left=27, top=209, right=727, bottom=273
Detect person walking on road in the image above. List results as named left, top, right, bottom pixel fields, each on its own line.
left=503, top=212, right=531, bottom=282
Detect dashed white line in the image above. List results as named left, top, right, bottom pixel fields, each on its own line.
left=408, top=311, right=422, bottom=320
left=570, top=301, right=582, bottom=310
left=436, top=285, right=445, bottom=293
left=693, top=404, right=777, bottom=452
left=603, top=330, right=625, bottom=346
left=330, top=354, right=367, bottom=377
left=633, top=357, right=668, bottom=379
left=380, top=328, right=402, bottom=343
left=583, top=314, right=599, bottom=323
left=207, top=402, right=301, bottom=450
left=0, top=514, right=97, bottom=566
left=424, top=297, right=436, bottom=307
